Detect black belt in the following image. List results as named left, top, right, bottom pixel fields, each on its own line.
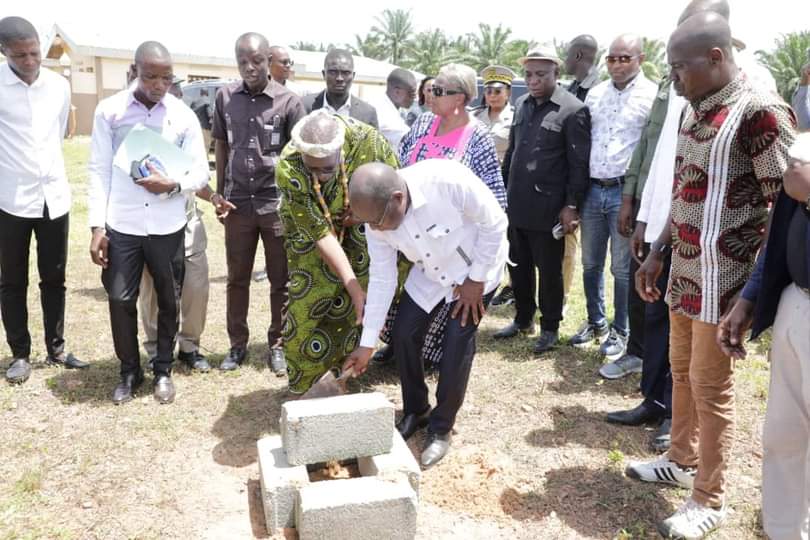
left=591, top=176, right=625, bottom=187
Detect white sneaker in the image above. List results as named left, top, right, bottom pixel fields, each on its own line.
left=658, top=497, right=726, bottom=539
left=625, top=455, right=695, bottom=489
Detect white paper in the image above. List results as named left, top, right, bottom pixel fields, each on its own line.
left=113, top=123, right=193, bottom=180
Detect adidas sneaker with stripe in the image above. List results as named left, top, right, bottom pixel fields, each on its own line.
left=624, top=455, right=695, bottom=489
left=658, top=497, right=726, bottom=539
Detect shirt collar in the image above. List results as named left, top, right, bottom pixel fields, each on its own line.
left=694, top=72, right=747, bottom=114
left=406, top=177, right=426, bottom=212
left=126, top=82, right=168, bottom=111
left=549, top=84, right=567, bottom=106
left=0, top=62, right=42, bottom=87
left=324, top=91, right=351, bottom=111
left=611, top=73, right=642, bottom=93
left=237, top=77, right=280, bottom=99
left=579, top=66, right=600, bottom=89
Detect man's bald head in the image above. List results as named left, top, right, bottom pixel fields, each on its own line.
left=606, top=34, right=644, bottom=88
left=388, top=68, right=416, bottom=90
left=134, top=41, right=171, bottom=67
left=387, top=68, right=417, bottom=108
left=269, top=45, right=292, bottom=83
left=668, top=12, right=737, bottom=101
left=0, top=16, right=37, bottom=46
left=610, top=34, right=643, bottom=56
left=678, top=0, right=730, bottom=25
left=236, top=32, right=270, bottom=55
left=349, top=163, right=407, bottom=230
left=565, top=34, right=599, bottom=81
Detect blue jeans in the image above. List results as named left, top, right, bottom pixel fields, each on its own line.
left=580, top=182, right=631, bottom=335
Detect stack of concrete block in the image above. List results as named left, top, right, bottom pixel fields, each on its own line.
left=257, top=392, right=421, bottom=539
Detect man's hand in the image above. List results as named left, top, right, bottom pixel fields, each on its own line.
left=345, top=279, right=366, bottom=325
left=784, top=160, right=810, bottom=205
left=343, top=346, right=374, bottom=377
left=451, top=278, right=485, bottom=327
left=635, top=248, right=665, bottom=303
left=211, top=193, right=237, bottom=222
left=135, top=162, right=178, bottom=194
left=717, top=297, right=755, bottom=359
left=559, top=206, right=580, bottom=235
left=631, top=222, right=647, bottom=264
left=90, top=228, right=109, bottom=268
left=618, top=197, right=635, bottom=237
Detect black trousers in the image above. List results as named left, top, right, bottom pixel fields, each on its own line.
left=627, top=244, right=647, bottom=358
left=0, top=207, right=69, bottom=358
left=102, top=227, right=185, bottom=377
left=509, top=226, right=565, bottom=332
left=640, top=247, right=672, bottom=416
left=392, top=289, right=494, bottom=435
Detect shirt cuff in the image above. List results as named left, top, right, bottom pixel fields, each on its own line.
left=88, top=209, right=106, bottom=229
left=469, top=261, right=497, bottom=283
left=740, top=280, right=760, bottom=303
left=359, top=327, right=380, bottom=349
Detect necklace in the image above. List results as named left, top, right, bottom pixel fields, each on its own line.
left=311, top=156, right=350, bottom=243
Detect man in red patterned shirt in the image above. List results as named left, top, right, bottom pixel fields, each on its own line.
left=628, top=12, right=796, bottom=539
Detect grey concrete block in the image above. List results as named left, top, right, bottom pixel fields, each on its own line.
left=296, top=477, right=417, bottom=540
left=257, top=435, right=310, bottom=532
left=357, top=431, right=421, bottom=497
left=281, top=392, right=395, bottom=466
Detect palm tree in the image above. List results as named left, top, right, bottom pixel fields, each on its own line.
left=406, top=29, right=448, bottom=75
left=350, top=33, right=388, bottom=61
left=503, top=39, right=537, bottom=74
left=757, top=31, right=810, bottom=102
left=294, top=41, right=320, bottom=52
left=466, top=23, right=513, bottom=71
left=442, top=35, right=476, bottom=67
left=641, top=37, right=668, bottom=81
left=371, top=9, right=415, bottom=66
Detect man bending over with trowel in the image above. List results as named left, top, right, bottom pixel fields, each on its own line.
left=343, top=158, right=508, bottom=468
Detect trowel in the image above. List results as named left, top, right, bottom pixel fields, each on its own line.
left=300, top=366, right=354, bottom=400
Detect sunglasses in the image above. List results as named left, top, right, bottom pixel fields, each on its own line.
left=431, top=86, right=464, bottom=97
left=277, top=59, right=294, bottom=67
left=485, top=87, right=506, bottom=95
left=606, top=55, right=639, bottom=65
left=367, top=197, right=393, bottom=228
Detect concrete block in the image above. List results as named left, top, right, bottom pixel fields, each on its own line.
left=296, top=477, right=417, bottom=540
left=357, top=431, right=421, bottom=496
left=281, top=392, right=394, bottom=465
left=257, top=435, right=310, bottom=532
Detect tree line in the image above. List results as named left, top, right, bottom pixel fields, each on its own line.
left=293, top=9, right=809, bottom=102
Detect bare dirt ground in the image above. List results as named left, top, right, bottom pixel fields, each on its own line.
left=0, top=138, right=769, bottom=539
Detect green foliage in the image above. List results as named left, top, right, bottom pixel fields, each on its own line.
left=406, top=29, right=449, bottom=76
left=371, top=8, right=415, bottom=65
left=350, top=33, right=388, bottom=61
left=757, top=31, right=810, bottom=102
left=641, top=37, right=668, bottom=82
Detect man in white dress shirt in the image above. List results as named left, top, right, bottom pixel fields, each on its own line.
left=343, top=159, right=508, bottom=467
left=373, top=68, right=417, bottom=150
left=87, top=42, right=209, bottom=404
left=0, top=16, right=89, bottom=385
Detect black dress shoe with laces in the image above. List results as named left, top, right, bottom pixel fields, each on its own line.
left=5, top=358, right=32, bottom=384
left=220, top=347, right=247, bottom=371
left=493, top=321, right=535, bottom=339
left=421, top=431, right=451, bottom=467
left=268, top=348, right=287, bottom=377
left=533, top=330, right=559, bottom=354
left=178, top=350, right=211, bottom=372
left=46, top=352, right=89, bottom=369
left=606, top=402, right=663, bottom=426
left=371, top=344, right=395, bottom=365
left=153, top=374, right=176, bottom=404
left=112, top=372, right=144, bottom=404
left=396, top=408, right=431, bottom=440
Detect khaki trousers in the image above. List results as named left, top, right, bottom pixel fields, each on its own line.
left=668, top=311, right=735, bottom=508
left=563, top=231, right=579, bottom=299
left=763, top=284, right=810, bottom=540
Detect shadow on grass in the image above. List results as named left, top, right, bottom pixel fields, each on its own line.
left=499, top=466, right=675, bottom=537
left=546, top=348, right=638, bottom=397
left=73, top=286, right=108, bottom=302
left=46, top=357, right=122, bottom=405
left=211, top=386, right=288, bottom=468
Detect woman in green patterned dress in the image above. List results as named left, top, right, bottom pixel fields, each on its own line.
left=276, top=110, right=398, bottom=394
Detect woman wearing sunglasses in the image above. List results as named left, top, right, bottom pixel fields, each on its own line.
left=472, top=65, right=516, bottom=164
left=370, top=63, right=506, bottom=371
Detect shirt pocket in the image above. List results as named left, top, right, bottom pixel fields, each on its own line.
left=261, top=113, right=286, bottom=156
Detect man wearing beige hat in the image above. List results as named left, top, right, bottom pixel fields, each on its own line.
left=494, top=45, right=591, bottom=353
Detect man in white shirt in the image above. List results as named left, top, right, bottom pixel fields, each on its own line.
left=372, top=68, right=416, bottom=150
left=87, top=42, right=209, bottom=404
left=572, top=34, right=657, bottom=361
left=343, top=159, right=508, bottom=467
left=0, top=16, right=88, bottom=385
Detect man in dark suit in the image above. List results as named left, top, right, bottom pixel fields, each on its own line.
left=493, top=45, right=591, bottom=353
left=302, top=49, right=378, bottom=129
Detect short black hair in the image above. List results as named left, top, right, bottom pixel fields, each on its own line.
left=0, top=16, right=38, bottom=47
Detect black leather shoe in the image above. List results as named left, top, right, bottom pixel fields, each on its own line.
left=371, top=344, right=395, bottom=365
left=652, top=418, right=672, bottom=453
left=421, top=431, right=451, bottom=468
left=220, top=347, right=246, bottom=371
left=606, top=402, right=663, bottom=426
left=46, top=352, right=89, bottom=369
left=178, top=350, right=211, bottom=372
left=112, top=372, right=144, bottom=404
left=396, top=408, right=431, bottom=440
left=153, top=374, right=176, bottom=404
left=5, top=358, right=32, bottom=384
left=493, top=321, right=535, bottom=340
left=533, top=330, right=559, bottom=354
left=268, top=348, right=287, bottom=377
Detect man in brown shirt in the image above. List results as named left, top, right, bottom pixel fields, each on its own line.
left=212, top=32, right=306, bottom=374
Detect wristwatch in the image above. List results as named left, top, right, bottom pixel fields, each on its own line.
left=652, top=242, right=671, bottom=257
left=168, top=183, right=181, bottom=197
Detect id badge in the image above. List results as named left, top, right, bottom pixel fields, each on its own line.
left=270, top=114, right=281, bottom=146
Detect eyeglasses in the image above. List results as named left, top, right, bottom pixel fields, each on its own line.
left=367, top=197, right=393, bottom=228
left=605, top=55, right=639, bottom=65
left=431, top=86, right=465, bottom=97
left=277, top=59, right=294, bottom=67
left=485, top=87, right=505, bottom=95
